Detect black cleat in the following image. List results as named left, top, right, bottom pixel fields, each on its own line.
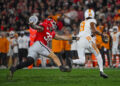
left=7, top=66, right=16, bottom=80
left=100, top=71, right=108, bottom=78
left=67, top=57, right=73, bottom=69
left=59, top=66, right=71, bottom=72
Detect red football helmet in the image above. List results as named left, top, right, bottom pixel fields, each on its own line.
left=44, top=18, right=57, bottom=31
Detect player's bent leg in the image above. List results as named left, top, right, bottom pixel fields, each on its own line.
left=48, top=52, right=61, bottom=66
left=73, top=48, right=86, bottom=65
left=48, top=52, right=71, bottom=72
left=8, top=57, right=34, bottom=80
left=15, top=57, right=34, bottom=70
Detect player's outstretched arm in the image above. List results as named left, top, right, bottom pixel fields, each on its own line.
left=90, top=22, right=102, bottom=36
left=29, top=23, right=44, bottom=31
left=54, top=34, right=72, bottom=40
left=54, top=34, right=79, bottom=41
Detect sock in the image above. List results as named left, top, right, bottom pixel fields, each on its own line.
left=96, top=54, right=103, bottom=72
left=66, top=57, right=72, bottom=68
left=15, top=57, right=34, bottom=70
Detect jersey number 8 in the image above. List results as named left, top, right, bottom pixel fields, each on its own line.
left=80, top=21, right=85, bottom=32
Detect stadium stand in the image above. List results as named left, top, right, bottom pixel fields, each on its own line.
left=0, top=0, right=120, bottom=68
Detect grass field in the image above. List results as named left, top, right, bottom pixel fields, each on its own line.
left=0, top=68, right=120, bottom=86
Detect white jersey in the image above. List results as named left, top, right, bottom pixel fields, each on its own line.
left=18, top=35, right=30, bottom=49
left=12, top=38, right=18, bottom=53
left=78, top=19, right=97, bottom=37
left=71, top=34, right=77, bottom=50
left=110, top=32, right=120, bottom=48
left=74, top=19, right=101, bottom=65
left=7, top=37, right=14, bottom=56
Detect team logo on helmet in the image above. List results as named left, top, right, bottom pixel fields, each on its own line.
left=29, top=16, right=38, bottom=25
left=85, top=9, right=95, bottom=19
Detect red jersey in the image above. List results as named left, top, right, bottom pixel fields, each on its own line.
left=34, top=22, right=56, bottom=45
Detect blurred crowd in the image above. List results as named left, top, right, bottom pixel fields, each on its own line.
left=0, top=0, right=120, bottom=31
left=0, top=0, right=120, bottom=68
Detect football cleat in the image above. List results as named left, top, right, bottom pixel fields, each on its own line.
left=7, top=66, right=16, bottom=80
left=100, top=71, right=108, bottom=78
left=59, top=66, right=71, bottom=72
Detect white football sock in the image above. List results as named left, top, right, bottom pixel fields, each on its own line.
left=96, top=54, right=103, bottom=72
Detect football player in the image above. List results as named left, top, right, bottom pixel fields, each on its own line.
left=110, top=26, right=120, bottom=67
left=72, top=9, right=108, bottom=78
left=8, top=18, right=76, bottom=79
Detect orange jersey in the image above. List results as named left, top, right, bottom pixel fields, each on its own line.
left=0, top=37, right=9, bottom=53
left=96, top=25, right=104, bottom=33
left=101, top=34, right=110, bottom=49
left=63, top=40, right=71, bottom=51
left=95, top=35, right=103, bottom=49
left=52, top=39, right=64, bottom=53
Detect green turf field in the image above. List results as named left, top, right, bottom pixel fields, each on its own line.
left=0, top=68, right=120, bottom=86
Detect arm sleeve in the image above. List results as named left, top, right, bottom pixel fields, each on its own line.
left=51, top=31, right=56, bottom=38
left=89, top=19, right=97, bottom=24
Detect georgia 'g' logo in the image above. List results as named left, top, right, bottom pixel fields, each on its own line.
left=29, top=16, right=38, bottom=25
